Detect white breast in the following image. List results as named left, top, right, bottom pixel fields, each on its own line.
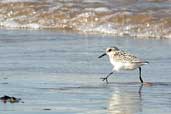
left=109, top=59, right=123, bottom=71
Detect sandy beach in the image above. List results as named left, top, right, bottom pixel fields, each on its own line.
left=0, top=29, right=171, bottom=114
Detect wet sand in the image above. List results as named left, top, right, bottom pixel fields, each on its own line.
left=0, top=29, right=171, bottom=114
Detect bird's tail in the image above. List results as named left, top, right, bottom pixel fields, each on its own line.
left=143, top=61, right=149, bottom=64
left=133, top=61, right=149, bottom=64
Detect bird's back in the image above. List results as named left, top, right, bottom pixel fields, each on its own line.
left=112, top=50, right=141, bottom=63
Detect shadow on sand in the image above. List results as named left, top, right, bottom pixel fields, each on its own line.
left=35, top=82, right=171, bottom=92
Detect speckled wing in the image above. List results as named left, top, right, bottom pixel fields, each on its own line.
left=113, top=50, right=144, bottom=63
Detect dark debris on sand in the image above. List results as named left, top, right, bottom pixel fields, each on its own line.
left=0, top=95, right=22, bottom=103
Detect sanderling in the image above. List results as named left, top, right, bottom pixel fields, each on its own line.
left=98, top=47, right=149, bottom=84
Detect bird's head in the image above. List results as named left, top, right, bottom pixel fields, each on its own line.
left=98, top=47, right=119, bottom=58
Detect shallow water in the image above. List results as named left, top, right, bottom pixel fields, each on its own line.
left=0, top=29, right=171, bottom=114
left=0, top=0, right=171, bottom=38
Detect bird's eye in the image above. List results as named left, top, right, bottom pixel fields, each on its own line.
left=108, top=49, right=112, bottom=52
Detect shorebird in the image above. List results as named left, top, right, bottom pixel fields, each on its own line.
left=98, top=47, right=149, bottom=84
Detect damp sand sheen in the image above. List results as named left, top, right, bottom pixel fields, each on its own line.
left=0, top=29, right=171, bottom=114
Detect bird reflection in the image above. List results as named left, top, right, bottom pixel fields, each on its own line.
left=108, top=84, right=143, bottom=114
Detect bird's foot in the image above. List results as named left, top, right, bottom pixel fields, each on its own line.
left=100, top=77, right=109, bottom=84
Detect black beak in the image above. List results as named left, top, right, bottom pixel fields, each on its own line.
left=98, top=53, right=106, bottom=58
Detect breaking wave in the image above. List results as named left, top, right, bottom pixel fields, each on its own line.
left=0, top=0, right=171, bottom=39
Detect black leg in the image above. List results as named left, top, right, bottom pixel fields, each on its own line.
left=100, top=71, right=114, bottom=84
left=139, top=67, right=143, bottom=83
